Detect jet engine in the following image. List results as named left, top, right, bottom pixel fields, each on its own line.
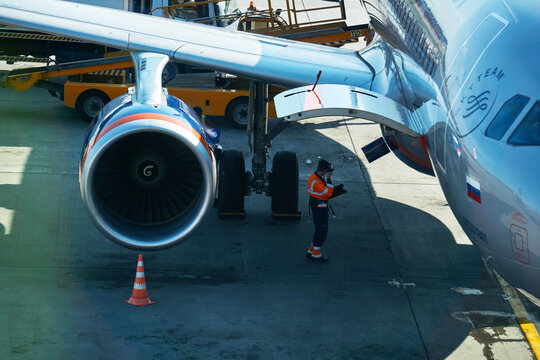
left=79, top=94, right=218, bottom=250
left=381, top=125, right=434, bottom=176
left=361, top=125, right=433, bottom=176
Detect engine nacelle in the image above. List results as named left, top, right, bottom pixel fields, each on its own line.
left=79, top=93, right=218, bottom=250
left=382, top=125, right=434, bottom=176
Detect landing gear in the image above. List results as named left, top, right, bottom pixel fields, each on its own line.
left=216, top=81, right=300, bottom=220
left=217, top=150, right=246, bottom=218
left=271, top=151, right=299, bottom=216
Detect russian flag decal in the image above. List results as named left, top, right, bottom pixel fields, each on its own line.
left=466, top=175, right=482, bottom=204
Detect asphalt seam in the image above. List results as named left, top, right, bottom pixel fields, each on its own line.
left=344, top=118, right=430, bottom=360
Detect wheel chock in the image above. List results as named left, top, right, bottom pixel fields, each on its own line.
left=218, top=211, right=246, bottom=219
left=272, top=211, right=302, bottom=221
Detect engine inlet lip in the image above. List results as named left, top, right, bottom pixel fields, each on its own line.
left=80, top=119, right=216, bottom=250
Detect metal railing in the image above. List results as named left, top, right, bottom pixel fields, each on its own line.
left=148, top=0, right=347, bottom=31
left=281, top=0, right=346, bottom=29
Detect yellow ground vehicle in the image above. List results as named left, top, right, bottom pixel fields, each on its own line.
left=64, top=78, right=277, bottom=128
left=1, top=56, right=275, bottom=128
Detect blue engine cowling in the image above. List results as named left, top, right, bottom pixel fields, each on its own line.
left=79, top=93, right=219, bottom=250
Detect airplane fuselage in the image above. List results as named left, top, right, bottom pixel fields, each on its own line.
left=364, top=0, right=540, bottom=297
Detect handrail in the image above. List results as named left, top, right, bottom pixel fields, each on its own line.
left=148, top=0, right=230, bottom=20
left=148, top=0, right=347, bottom=31
left=284, top=0, right=345, bottom=28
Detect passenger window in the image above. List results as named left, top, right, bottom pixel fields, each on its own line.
left=485, top=95, right=529, bottom=140
left=509, top=101, right=540, bottom=146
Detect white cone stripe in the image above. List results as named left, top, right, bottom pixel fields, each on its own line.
left=136, top=272, right=145, bottom=277
left=134, top=283, right=147, bottom=290
left=137, top=261, right=144, bottom=266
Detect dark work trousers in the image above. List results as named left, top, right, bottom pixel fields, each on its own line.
left=311, top=203, right=329, bottom=247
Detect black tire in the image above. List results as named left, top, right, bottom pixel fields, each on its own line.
left=217, top=150, right=246, bottom=216
left=75, top=90, right=110, bottom=122
left=162, top=62, right=178, bottom=84
left=225, top=97, right=249, bottom=129
left=271, top=151, right=299, bottom=213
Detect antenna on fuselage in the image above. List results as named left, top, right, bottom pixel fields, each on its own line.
left=311, top=69, right=322, bottom=92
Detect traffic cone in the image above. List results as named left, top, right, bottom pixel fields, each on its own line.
left=125, top=254, right=155, bottom=306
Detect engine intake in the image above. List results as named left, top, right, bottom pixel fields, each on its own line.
left=80, top=97, right=217, bottom=250
left=94, top=132, right=203, bottom=225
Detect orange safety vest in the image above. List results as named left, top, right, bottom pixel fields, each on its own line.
left=307, top=172, right=334, bottom=207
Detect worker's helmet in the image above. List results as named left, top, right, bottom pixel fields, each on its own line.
left=317, top=159, right=333, bottom=171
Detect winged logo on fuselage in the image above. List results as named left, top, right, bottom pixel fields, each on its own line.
left=453, top=66, right=505, bottom=136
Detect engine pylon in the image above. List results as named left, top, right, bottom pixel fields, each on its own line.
left=125, top=254, right=155, bottom=306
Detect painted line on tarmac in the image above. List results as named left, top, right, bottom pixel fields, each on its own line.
left=494, top=271, right=540, bottom=359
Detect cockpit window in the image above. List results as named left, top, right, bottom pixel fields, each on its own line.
left=508, top=101, right=540, bottom=146
left=485, top=95, right=529, bottom=140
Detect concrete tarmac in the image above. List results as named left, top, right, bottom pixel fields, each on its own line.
left=0, top=87, right=538, bottom=359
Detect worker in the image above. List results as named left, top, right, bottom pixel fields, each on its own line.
left=306, top=159, right=334, bottom=262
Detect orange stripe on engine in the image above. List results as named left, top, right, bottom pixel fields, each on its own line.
left=80, top=147, right=90, bottom=173
left=80, top=112, right=212, bottom=172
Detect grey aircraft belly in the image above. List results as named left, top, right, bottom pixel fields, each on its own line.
left=0, top=0, right=538, bottom=301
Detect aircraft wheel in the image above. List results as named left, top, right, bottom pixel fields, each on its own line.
left=75, top=90, right=110, bottom=122
left=226, top=97, right=249, bottom=129
left=217, top=150, right=246, bottom=217
left=271, top=151, right=299, bottom=213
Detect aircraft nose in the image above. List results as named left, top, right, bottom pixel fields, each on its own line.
left=506, top=170, right=540, bottom=267
left=493, top=193, right=540, bottom=299
left=490, top=145, right=540, bottom=297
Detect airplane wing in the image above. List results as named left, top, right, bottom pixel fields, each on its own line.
left=0, top=0, right=372, bottom=89
left=0, top=0, right=427, bottom=136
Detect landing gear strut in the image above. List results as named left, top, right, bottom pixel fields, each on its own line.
left=217, top=81, right=301, bottom=220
